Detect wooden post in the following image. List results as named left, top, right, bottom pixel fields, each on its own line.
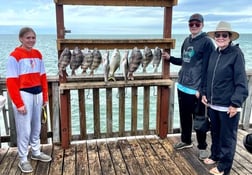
left=55, top=3, right=70, bottom=148
left=156, top=6, right=173, bottom=138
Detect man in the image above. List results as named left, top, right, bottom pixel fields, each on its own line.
left=162, top=13, right=215, bottom=160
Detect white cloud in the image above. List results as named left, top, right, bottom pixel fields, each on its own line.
left=0, top=0, right=251, bottom=34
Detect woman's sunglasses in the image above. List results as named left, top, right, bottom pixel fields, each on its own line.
left=214, top=33, right=229, bottom=38
left=189, top=22, right=201, bottom=28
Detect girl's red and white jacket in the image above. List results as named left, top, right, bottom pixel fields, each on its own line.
left=6, top=47, right=48, bottom=108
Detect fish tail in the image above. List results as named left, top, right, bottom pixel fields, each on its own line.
left=90, top=70, right=94, bottom=76
left=108, top=76, right=116, bottom=81
left=128, top=72, right=134, bottom=80
left=71, top=70, right=76, bottom=76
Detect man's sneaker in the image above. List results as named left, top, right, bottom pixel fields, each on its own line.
left=199, top=149, right=209, bottom=160
left=18, top=161, right=33, bottom=173
left=31, top=152, right=52, bottom=162
left=174, top=141, right=193, bottom=150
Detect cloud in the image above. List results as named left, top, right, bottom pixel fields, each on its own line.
left=0, top=0, right=251, bottom=34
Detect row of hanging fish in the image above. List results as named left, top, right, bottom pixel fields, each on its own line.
left=58, top=46, right=162, bottom=82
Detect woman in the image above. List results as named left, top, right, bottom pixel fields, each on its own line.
left=202, top=21, right=248, bottom=175
left=6, top=27, right=51, bottom=173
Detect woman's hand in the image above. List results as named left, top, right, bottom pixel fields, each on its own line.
left=227, top=106, right=238, bottom=118
left=201, top=95, right=208, bottom=106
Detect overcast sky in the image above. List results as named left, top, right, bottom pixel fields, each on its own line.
left=0, top=0, right=251, bottom=35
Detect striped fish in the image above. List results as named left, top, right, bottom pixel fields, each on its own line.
left=58, top=47, right=71, bottom=77
left=128, top=47, right=143, bottom=80
left=70, top=46, right=83, bottom=76
left=90, top=48, right=102, bottom=76
left=81, top=48, right=93, bottom=75
left=152, top=46, right=162, bottom=72
left=142, top=46, right=153, bottom=72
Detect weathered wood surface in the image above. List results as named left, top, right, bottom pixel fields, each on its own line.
left=1, top=130, right=252, bottom=175
left=54, top=0, right=178, bottom=7
left=59, top=79, right=173, bottom=91
left=57, top=39, right=176, bottom=51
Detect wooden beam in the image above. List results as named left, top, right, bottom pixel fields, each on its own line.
left=57, top=38, right=175, bottom=51
left=59, top=79, right=173, bottom=91
left=54, top=0, right=178, bottom=7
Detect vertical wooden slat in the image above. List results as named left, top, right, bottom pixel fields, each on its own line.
left=143, top=86, right=150, bottom=134
left=106, top=88, right=113, bottom=137
left=242, top=75, right=252, bottom=130
left=93, top=89, right=100, bottom=138
left=131, top=87, right=138, bottom=135
left=119, top=88, right=125, bottom=137
left=52, top=82, right=60, bottom=143
left=79, top=89, right=86, bottom=140
left=168, top=81, right=175, bottom=133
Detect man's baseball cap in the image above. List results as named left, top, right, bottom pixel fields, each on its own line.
left=189, top=13, right=204, bottom=23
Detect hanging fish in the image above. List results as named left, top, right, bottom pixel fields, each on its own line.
left=152, top=46, right=162, bottom=73
left=102, top=50, right=110, bottom=83
left=58, top=47, right=71, bottom=77
left=142, top=46, right=153, bottom=73
left=128, top=47, right=143, bottom=80
left=70, top=46, right=84, bottom=76
left=90, top=48, right=102, bottom=76
left=108, top=48, right=121, bottom=81
left=121, top=50, right=129, bottom=82
left=81, top=48, right=93, bottom=75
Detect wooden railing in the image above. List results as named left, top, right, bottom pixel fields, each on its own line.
left=1, top=71, right=252, bottom=148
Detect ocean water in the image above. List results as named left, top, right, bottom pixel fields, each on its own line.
left=0, top=34, right=252, bottom=134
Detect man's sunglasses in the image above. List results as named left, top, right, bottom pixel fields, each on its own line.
left=189, top=22, right=201, bottom=28
left=214, top=33, right=229, bottom=38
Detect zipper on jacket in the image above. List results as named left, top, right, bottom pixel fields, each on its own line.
left=210, top=53, right=221, bottom=105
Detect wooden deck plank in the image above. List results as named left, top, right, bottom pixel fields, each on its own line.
left=118, top=139, right=142, bottom=175
left=106, top=139, right=129, bottom=175
left=125, top=137, right=158, bottom=175
left=76, top=142, right=89, bottom=175
left=62, top=145, right=75, bottom=175
left=49, top=145, right=64, bottom=175
left=1, top=130, right=252, bottom=175
left=136, top=137, right=169, bottom=174
left=0, top=147, right=8, bottom=163
left=0, top=147, right=18, bottom=175
left=34, top=144, right=52, bottom=175
left=87, top=141, right=102, bottom=175
left=97, top=140, right=116, bottom=175
left=147, top=136, right=184, bottom=174
left=158, top=137, right=197, bottom=175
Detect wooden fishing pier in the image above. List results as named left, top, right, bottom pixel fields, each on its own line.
left=1, top=0, right=252, bottom=174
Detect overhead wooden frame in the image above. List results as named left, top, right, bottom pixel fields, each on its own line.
left=54, top=0, right=178, bottom=7
left=56, top=38, right=175, bottom=50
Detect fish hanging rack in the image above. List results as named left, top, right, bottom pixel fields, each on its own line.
left=55, top=0, right=177, bottom=52
left=54, top=0, right=177, bottom=148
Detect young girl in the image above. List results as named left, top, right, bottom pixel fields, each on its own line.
left=6, top=27, right=51, bottom=173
